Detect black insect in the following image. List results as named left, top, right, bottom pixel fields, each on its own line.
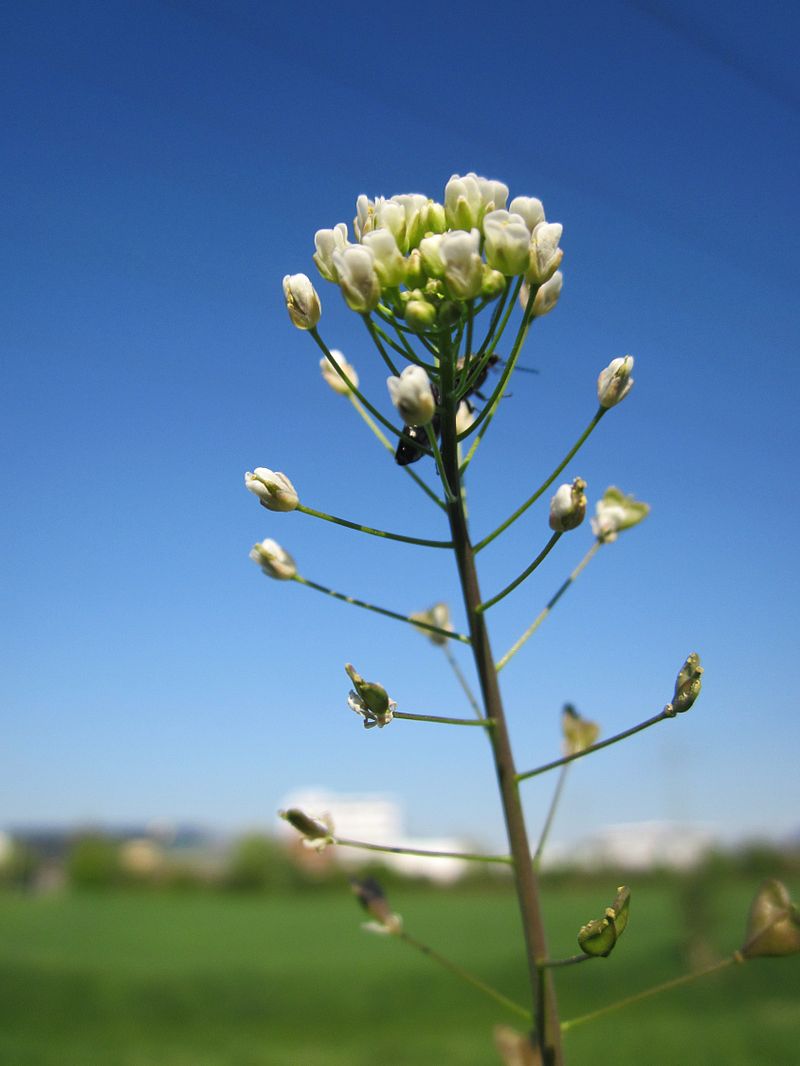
left=394, top=355, right=537, bottom=466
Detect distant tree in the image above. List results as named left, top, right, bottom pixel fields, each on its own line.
left=67, top=834, right=121, bottom=889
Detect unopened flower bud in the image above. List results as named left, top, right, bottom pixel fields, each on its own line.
left=249, top=538, right=297, bottom=580
left=549, top=478, right=587, bottom=532
left=352, top=876, right=403, bottom=935
left=527, top=222, right=563, bottom=284
left=664, top=653, right=703, bottom=716
left=333, top=246, right=380, bottom=312
left=742, top=879, right=800, bottom=958
left=591, top=486, right=650, bottom=543
left=387, top=365, right=436, bottom=426
left=282, top=273, right=321, bottom=330
left=532, top=270, right=563, bottom=316
left=320, top=349, right=359, bottom=395
left=419, top=234, right=445, bottom=278
left=345, top=663, right=396, bottom=729
left=509, top=195, right=545, bottom=231
left=313, top=223, right=349, bottom=282
left=244, top=468, right=299, bottom=512
left=280, top=808, right=334, bottom=851
left=481, top=266, right=507, bottom=299
left=483, top=210, right=531, bottom=276
left=441, top=228, right=483, bottom=301
left=405, top=248, right=426, bottom=288
left=404, top=299, right=437, bottom=333
left=597, top=355, right=634, bottom=408
left=362, top=229, right=405, bottom=288
left=424, top=200, right=447, bottom=234
left=578, top=886, right=631, bottom=957
left=444, top=173, right=484, bottom=230
left=561, top=703, right=600, bottom=755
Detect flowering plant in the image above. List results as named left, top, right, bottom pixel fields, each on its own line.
left=244, top=172, right=798, bottom=1063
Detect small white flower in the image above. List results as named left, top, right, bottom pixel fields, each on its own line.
left=482, top=210, right=531, bottom=276
left=282, top=273, right=321, bottom=330
left=591, top=486, right=650, bottom=543
left=387, top=365, right=436, bottom=426
left=333, top=245, right=381, bottom=312
left=249, top=538, right=297, bottom=580
left=549, top=478, right=587, bottom=532
left=353, top=194, right=375, bottom=242
left=389, top=193, right=430, bottom=250
left=597, top=356, right=635, bottom=408
left=440, top=228, right=483, bottom=301
left=445, top=172, right=509, bottom=230
left=532, top=271, right=563, bottom=316
left=320, top=349, right=359, bottom=395
left=362, top=229, right=406, bottom=288
left=509, top=195, right=545, bottom=231
left=348, top=690, right=397, bottom=729
left=244, top=468, right=299, bottom=512
left=527, top=222, right=564, bottom=284
left=313, top=223, right=349, bottom=282
left=410, top=602, right=454, bottom=646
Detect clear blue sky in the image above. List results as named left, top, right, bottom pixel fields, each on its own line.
left=3, top=0, right=799, bottom=851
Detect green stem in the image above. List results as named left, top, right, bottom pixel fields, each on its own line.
left=425, top=423, right=458, bottom=503
left=532, top=764, right=569, bottom=871
left=561, top=955, right=741, bottom=1032
left=474, top=412, right=606, bottom=552
left=457, top=286, right=533, bottom=450
left=291, top=574, right=470, bottom=644
left=295, top=504, right=452, bottom=549
left=541, top=953, right=593, bottom=970
left=516, top=711, right=670, bottom=783
left=475, top=279, right=514, bottom=359
left=309, top=326, right=407, bottom=439
left=347, top=394, right=446, bottom=511
left=376, top=306, right=440, bottom=358
left=496, top=541, right=602, bottom=671
left=437, top=333, right=564, bottom=1065
left=362, top=314, right=400, bottom=375
left=442, top=644, right=484, bottom=720
left=476, top=533, right=563, bottom=613
left=393, top=711, right=492, bottom=727
left=335, top=837, right=512, bottom=865
left=399, top=930, right=531, bottom=1022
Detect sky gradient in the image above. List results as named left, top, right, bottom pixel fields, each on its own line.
left=3, top=0, right=799, bottom=853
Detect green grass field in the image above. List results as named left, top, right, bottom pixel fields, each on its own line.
left=1, top=881, right=797, bottom=1065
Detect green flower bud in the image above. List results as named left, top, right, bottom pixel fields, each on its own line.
left=280, top=808, right=334, bottom=844
left=405, top=249, right=426, bottom=288
left=405, top=299, right=437, bottom=333
left=481, top=265, right=507, bottom=299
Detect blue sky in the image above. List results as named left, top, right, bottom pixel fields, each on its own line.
left=2, top=0, right=799, bottom=852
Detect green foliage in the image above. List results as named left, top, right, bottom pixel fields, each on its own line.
left=67, top=834, right=121, bottom=889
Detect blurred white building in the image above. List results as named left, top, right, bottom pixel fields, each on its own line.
left=278, top=789, right=472, bottom=883
left=543, top=820, right=714, bottom=872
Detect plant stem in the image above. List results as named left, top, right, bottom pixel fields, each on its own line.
left=399, top=930, right=531, bottom=1022
left=496, top=541, right=602, bottom=671
left=296, top=504, right=452, bottom=549
left=442, top=644, right=484, bottom=720
left=437, top=343, right=564, bottom=1065
left=516, top=710, right=670, bottom=783
left=347, top=394, right=446, bottom=511
left=291, top=574, right=470, bottom=643
left=334, top=837, right=512, bottom=864
left=541, top=953, right=593, bottom=970
left=362, top=314, right=400, bottom=375
left=425, top=423, right=458, bottom=502
left=393, top=711, right=492, bottom=727
left=476, top=533, right=563, bottom=613
left=474, top=412, right=606, bottom=552
left=560, top=955, right=741, bottom=1032
left=532, top=765, right=569, bottom=871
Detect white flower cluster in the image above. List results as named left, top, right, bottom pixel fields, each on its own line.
left=306, top=172, right=564, bottom=332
